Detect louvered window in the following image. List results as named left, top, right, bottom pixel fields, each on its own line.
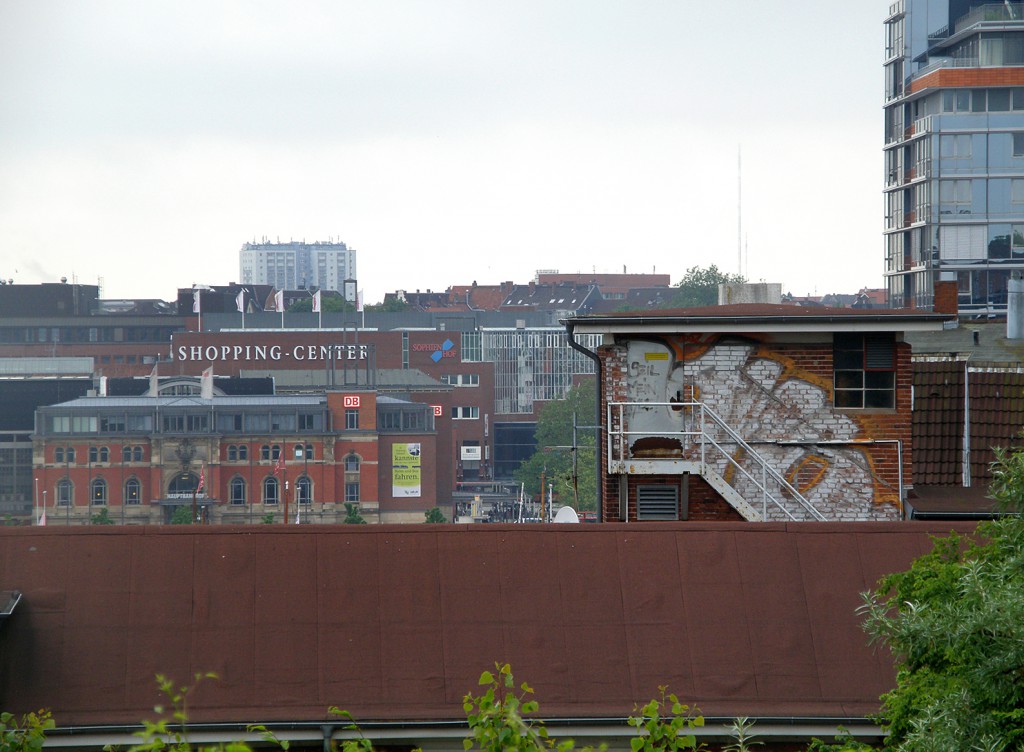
left=834, top=333, right=896, bottom=409
left=637, top=485, right=679, bottom=520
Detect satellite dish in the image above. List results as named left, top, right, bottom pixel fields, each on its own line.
left=552, top=506, right=580, bottom=524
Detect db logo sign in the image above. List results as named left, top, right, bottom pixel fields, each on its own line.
left=432, top=405, right=443, bottom=417
left=343, top=395, right=361, bottom=408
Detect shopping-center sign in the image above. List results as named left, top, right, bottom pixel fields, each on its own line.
left=175, top=343, right=371, bottom=363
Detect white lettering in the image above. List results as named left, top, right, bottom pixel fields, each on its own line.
left=293, top=345, right=305, bottom=361
left=255, top=345, right=267, bottom=360
left=190, top=346, right=203, bottom=360
left=359, top=344, right=368, bottom=360
left=308, top=345, right=317, bottom=360
left=204, top=346, right=218, bottom=360
left=270, top=345, right=282, bottom=360
left=177, top=345, right=187, bottom=360
left=233, top=346, right=243, bottom=360
left=221, top=346, right=231, bottom=360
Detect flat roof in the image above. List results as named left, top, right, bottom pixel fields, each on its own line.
left=567, top=304, right=952, bottom=335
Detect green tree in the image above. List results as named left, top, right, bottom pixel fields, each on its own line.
left=287, top=295, right=354, bottom=313
left=424, top=507, right=447, bottom=523
left=664, top=265, right=745, bottom=309
left=260, top=513, right=275, bottom=524
left=857, top=448, right=1024, bottom=751
left=342, top=502, right=366, bottom=524
left=363, top=297, right=408, bottom=313
left=91, top=508, right=115, bottom=525
left=513, top=380, right=598, bottom=511
left=170, top=506, right=194, bottom=525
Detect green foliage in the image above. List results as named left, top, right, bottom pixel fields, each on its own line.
left=804, top=729, right=877, bottom=751
left=342, top=502, right=366, bottom=524
left=664, top=265, right=745, bottom=309
left=0, top=710, right=54, bottom=752
left=120, top=672, right=221, bottom=752
left=260, top=513, right=275, bottom=524
left=626, top=687, right=704, bottom=751
left=462, top=663, right=579, bottom=752
left=91, top=508, right=115, bottom=525
left=170, top=506, right=194, bottom=525
left=326, top=708, right=374, bottom=752
left=287, top=295, right=354, bottom=313
left=721, top=717, right=760, bottom=752
left=424, top=507, right=447, bottom=524
left=513, top=380, right=598, bottom=510
left=859, top=505, right=1024, bottom=750
left=363, top=297, right=407, bottom=313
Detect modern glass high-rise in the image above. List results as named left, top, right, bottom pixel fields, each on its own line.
left=239, top=240, right=356, bottom=293
left=884, top=1, right=1024, bottom=313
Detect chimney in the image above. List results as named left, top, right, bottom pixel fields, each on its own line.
left=933, top=280, right=958, bottom=316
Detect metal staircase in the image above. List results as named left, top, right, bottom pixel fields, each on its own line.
left=607, top=401, right=826, bottom=522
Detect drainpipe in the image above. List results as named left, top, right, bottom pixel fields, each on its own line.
left=565, top=319, right=603, bottom=522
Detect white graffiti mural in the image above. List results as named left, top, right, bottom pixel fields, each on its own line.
left=620, top=337, right=897, bottom=521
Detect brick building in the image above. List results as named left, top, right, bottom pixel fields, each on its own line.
left=32, top=388, right=438, bottom=525
left=566, top=305, right=951, bottom=522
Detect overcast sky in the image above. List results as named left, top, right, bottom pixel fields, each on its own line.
left=0, top=2, right=887, bottom=304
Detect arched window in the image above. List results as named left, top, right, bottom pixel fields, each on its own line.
left=132, top=446, right=143, bottom=462
left=91, top=478, right=107, bottom=505
left=66, top=447, right=76, bottom=463
left=57, top=479, right=73, bottom=506
left=296, top=476, right=312, bottom=505
left=230, top=477, right=246, bottom=505
left=261, top=445, right=271, bottom=461
left=55, top=447, right=64, bottom=463
left=238, top=444, right=248, bottom=461
left=124, top=477, right=141, bottom=505
left=344, top=454, right=360, bottom=472
left=89, top=446, right=98, bottom=463
left=122, top=445, right=131, bottom=462
left=271, top=444, right=281, bottom=460
left=263, top=477, right=279, bottom=505
left=294, top=443, right=305, bottom=459
left=168, top=472, right=199, bottom=495
left=100, top=447, right=109, bottom=462
left=228, top=445, right=238, bottom=462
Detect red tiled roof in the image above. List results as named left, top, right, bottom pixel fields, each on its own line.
left=0, top=523, right=974, bottom=731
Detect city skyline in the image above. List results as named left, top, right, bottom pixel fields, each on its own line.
left=1, top=2, right=884, bottom=305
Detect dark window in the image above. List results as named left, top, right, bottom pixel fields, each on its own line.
left=57, top=479, right=73, bottom=506
left=834, top=333, right=896, bottom=409
left=263, top=477, right=279, bottom=505
left=345, top=409, right=359, bottom=430
left=125, top=477, right=141, bottom=505
left=230, top=477, right=246, bottom=505
left=228, top=445, right=238, bottom=461
left=91, top=478, right=107, bottom=505
left=296, top=476, right=312, bottom=504
left=345, top=482, right=360, bottom=502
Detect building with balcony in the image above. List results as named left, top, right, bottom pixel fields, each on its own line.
left=884, top=1, right=1024, bottom=313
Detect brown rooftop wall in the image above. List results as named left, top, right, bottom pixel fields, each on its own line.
left=0, top=523, right=975, bottom=728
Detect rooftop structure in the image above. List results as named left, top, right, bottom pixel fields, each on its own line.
left=239, top=239, right=356, bottom=295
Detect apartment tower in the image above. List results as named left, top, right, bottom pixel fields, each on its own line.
left=884, top=0, right=1024, bottom=313
left=239, top=239, right=356, bottom=293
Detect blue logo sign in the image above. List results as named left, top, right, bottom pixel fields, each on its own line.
left=431, top=339, right=455, bottom=363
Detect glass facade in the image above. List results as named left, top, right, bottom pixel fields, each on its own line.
left=480, top=328, right=600, bottom=414
left=884, top=1, right=1024, bottom=313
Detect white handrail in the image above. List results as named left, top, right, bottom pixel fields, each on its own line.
left=607, top=401, right=826, bottom=522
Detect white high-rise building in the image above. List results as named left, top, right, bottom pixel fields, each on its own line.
left=239, top=240, right=357, bottom=293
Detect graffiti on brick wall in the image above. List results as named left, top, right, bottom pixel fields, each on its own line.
left=620, top=336, right=897, bottom=519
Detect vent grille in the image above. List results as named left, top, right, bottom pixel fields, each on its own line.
left=637, top=485, right=679, bottom=520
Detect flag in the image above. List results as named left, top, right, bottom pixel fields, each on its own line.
left=149, top=361, right=159, bottom=396
left=274, top=290, right=284, bottom=312
left=235, top=289, right=245, bottom=313
left=273, top=452, right=285, bottom=477
left=38, top=510, right=46, bottom=526
left=201, top=366, right=214, bottom=399
left=295, top=505, right=301, bottom=524
left=197, top=465, right=205, bottom=493
left=357, top=289, right=364, bottom=312
left=192, top=289, right=201, bottom=314
left=312, top=289, right=321, bottom=313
